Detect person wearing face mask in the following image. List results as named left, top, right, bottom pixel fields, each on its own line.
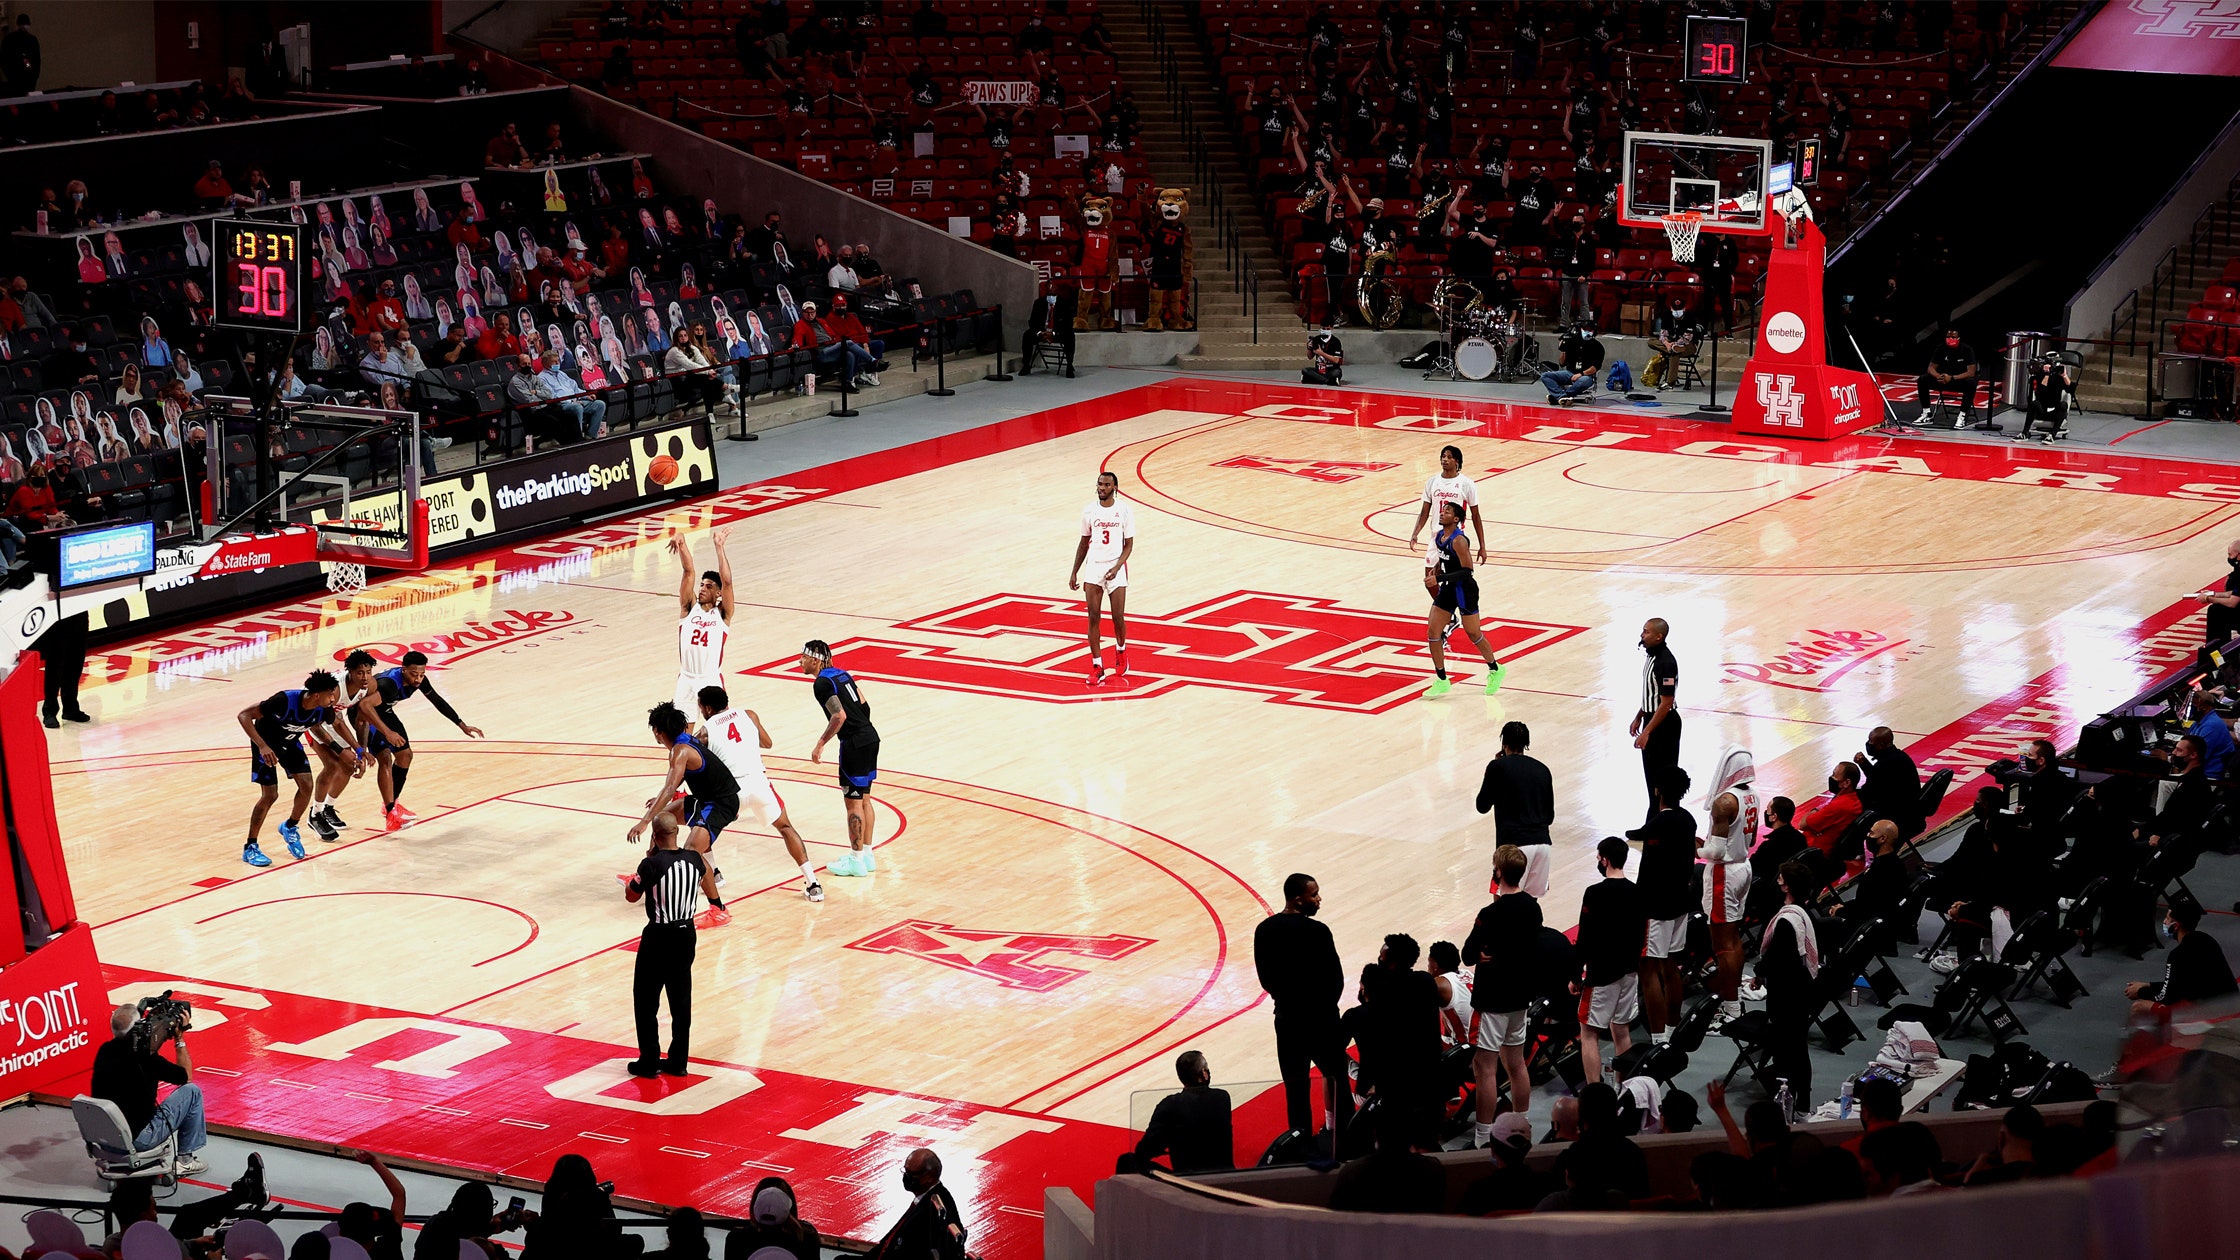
left=1754, top=861, right=1821, bottom=1119
left=1989, top=738, right=2075, bottom=839
left=864, top=1149, right=966, bottom=1260
left=49, top=331, right=101, bottom=386
left=1917, top=326, right=1982, bottom=429
left=1853, top=726, right=1924, bottom=839
left=2125, top=899, right=2237, bottom=1018
left=2192, top=537, right=2240, bottom=674
left=1800, top=760, right=1864, bottom=861
left=2183, top=689, right=2234, bottom=780
left=725, top=1176, right=818, bottom=1259
left=1641, top=296, right=1703, bottom=390
left=1253, top=872, right=1349, bottom=1142
left=2138, top=735, right=2213, bottom=860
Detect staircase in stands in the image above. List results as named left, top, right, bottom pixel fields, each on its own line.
left=1103, top=2, right=1296, bottom=372
left=2072, top=226, right=2240, bottom=418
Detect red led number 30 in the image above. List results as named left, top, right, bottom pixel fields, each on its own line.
left=233, top=262, right=290, bottom=317
left=1698, top=40, right=1736, bottom=76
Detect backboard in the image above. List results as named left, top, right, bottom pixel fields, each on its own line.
left=1617, top=131, right=1777, bottom=235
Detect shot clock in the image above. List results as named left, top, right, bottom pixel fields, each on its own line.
left=1682, top=14, right=1749, bottom=85
left=214, top=220, right=306, bottom=333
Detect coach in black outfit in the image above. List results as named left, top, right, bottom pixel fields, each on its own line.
left=625, top=813, right=703, bottom=1078
left=1854, top=726, right=1923, bottom=839
left=1132, top=1051, right=1235, bottom=1174
left=1476, top=720, right=1554, bottom=856
left=1628, top=618, right=1681, bottom=835
left=1254, top=873, right=1351, bottom=1140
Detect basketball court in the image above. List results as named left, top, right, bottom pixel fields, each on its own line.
left=45, top=376, right=2237, bottom=1255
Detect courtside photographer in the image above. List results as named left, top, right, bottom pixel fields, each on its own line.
left=91, top=991, right=207, bottom=1173
left=1304, top=325, right=1344, bottom=385
left=2016, top=348, right=2072, bottom=444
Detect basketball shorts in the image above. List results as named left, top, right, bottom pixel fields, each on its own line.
left=736, top=778, right=784, bottom=830
left=1433, top=575, right=1481, bottom=617
left=365, top=709, right=407, bottom=755
left=249, top=722, right=311, bottom=786
left=839, top=738, right=880, bottom=799
left=674, top=672, right=721, bottom=716
left=1472, top=1007, right=1529, bottom=1051
left=1644, top=915, right=1690, bottom=960
left=1578, top=974, right=1641, bottom=1030
left=683, top=794, right=739, bottom=844
left=1703, top=861, right=1751, bottom=925
left=1083, top=562, right=1127, bottom=592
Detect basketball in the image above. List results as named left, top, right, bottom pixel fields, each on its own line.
left=647, top=454, right=680, bottom=486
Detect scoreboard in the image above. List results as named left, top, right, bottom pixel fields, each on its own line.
left=214, top=220, right=306, bottom=334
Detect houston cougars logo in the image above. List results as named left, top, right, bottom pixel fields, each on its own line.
left=845, top=920, right=1155, bottom=992
left=744, top=591, right=1586, bottom=714
left=1755, top=373, right=1804, bottom=427
left=2126, top=0, right=2240, bottom=37
left=1212, top=455, right=1402, bottom=484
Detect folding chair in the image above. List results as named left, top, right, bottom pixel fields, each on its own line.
left=1943, top=959, right=2027, bottom=1043
left=71, top=1095, right=176, bottom=1186
left=1719, top=1009, right=1778, bottom=1090
left=1614, top=994, right=1717, bottom=1085
left=2002, top=909, right=2090, bottom=1007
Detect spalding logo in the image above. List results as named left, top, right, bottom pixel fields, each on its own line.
left=1764, top=310, right=1808, bottom=354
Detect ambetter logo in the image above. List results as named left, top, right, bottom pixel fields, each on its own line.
left=1764, top=310, right=1808, bottom=354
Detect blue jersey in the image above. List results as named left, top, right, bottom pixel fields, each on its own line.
left=1434, top=524, right=1470, bottom=585
left=258, top=689, right=333, bottom=736
left=374, top=666, right=464, bottom=723
left=814, top=666, right=878, bottom=747
left=675, top=732, right=739, bottom=800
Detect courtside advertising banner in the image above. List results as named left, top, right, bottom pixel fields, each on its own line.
left=0, top=927, right=104, bottom=1097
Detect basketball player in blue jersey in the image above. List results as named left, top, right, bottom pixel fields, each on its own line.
left=627, top=701, right=734, bottom=927
left=1423, top=500, right=1506, bottom=698
left=305, top=650, right=378, bottom=839
left=800, top=640, right=881, bottom=877
left=354, top=650, right=485, bottom=832
left=235, top=671, right=345, bottom=867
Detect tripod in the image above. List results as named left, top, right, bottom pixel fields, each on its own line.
left=1421, top=303, right=1461, bottom=382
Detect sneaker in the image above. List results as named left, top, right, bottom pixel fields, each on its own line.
left=233, top=1152, right=266, bottom=1204
left=625, top=1059, right=662, bottom=1078
left=859, top=846, right=877, bottom=872
left=692, top=905, right=732, bottom=929
left=1548, top=394, right=1562, bottom=405
left=279, top=822, right=306, bottom=860
left=432, top=437, right=454, bottom=450
left=243, top=842, right=272, bottom=868
left=661, top=1059, right=690, bottom=1077
left=866, top=373, right=881, bottom=386
left=323, top=804, right=347, bottom=830
left=392, top=803, right=420, bottom=821
left=1114, top=646, right=1128, bottom=677
left=616, top=872, right=638, bottom=886
left=307, top=812, right=339, bottom=843
left=61, top=709, right=91, bottom=723
left=1424, top=677, right=1453, bottom=698
left=1738, top=977, right=1767, bottom=1002
left=174, top=1154, right=208, bottom=1176
left=41, top=712, right=57, bottom=729
left=1088, top=664, right=1105, bottom=687
left=384, top=804, right=411, bottom=832
left=829, top=851, right=872, bottom=877
left=1928, top=949, right=1961, bottom=975
left=713, top=867, right=727, bottom=888
left=1484, top=663, right=1507, bottom=694
left=805, top=881, right=825, bottom=903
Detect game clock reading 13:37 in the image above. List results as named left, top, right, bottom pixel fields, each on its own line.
left=214, top=220, right=306, bottom=334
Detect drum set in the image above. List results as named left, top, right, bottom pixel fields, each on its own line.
left=1425, top=277, right=1541, bottom=383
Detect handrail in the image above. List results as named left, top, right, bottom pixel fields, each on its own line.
left=2111, top=288, right=2139, bottom=374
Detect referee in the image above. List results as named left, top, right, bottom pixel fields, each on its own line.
left=1628, top=618, right=1682, bottom=838
left=624, top=813, right=702, bottom=1078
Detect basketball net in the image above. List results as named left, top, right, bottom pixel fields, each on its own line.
left=328, top=562, right=368, bottom=596
left=1662, top=211, right=1705, bottom=264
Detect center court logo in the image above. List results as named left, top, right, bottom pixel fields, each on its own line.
left=1763, top=310, right=1808, bottom=354
left=340, top=609, right=586, bottom=666
left=494, top=458, right=634, bottom=511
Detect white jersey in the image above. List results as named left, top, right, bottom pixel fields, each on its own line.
left=1439, top=969, right=1475, bottom=1046
left=1421, top=473, right=1479, bottom=562
left=1081, top=498, right=1135, bottom=570
left=701, top=706, right=773, bottom=794
left=678, top=604, right=728, bottom=679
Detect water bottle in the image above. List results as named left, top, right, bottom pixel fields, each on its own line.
left=1839, top=1077, right=1855, bottom=1120
left=1775, top=1077, right=1793, bottom=1120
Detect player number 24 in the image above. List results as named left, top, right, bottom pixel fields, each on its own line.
left=690, top=628, right=711, bottom=646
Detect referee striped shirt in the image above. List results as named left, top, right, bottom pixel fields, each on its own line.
left=636, top=848, right=705, bottom=926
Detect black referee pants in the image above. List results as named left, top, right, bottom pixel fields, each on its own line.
left=634, top=922, right=696, bottom=1066
left=1641, top=711, right=1683, bottom=826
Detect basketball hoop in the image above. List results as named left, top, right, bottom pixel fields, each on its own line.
left=327, top=561, right=368, bottom=596
left=1662, top=211, right=1706, bottom=264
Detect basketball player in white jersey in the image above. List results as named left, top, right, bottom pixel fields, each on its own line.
left=671, top=529, right=735, bottom=717
left=1701, top=746, right=1759, bottom=1025
left=694, top=684, right=824, bottom=903
left=306, top=649, right=378, bottom=839
left=1069, top=470, right=1135, bottom=686
left=1406, top=444, right=1487, bottom=559
left=1429, top=939, right=1474, bottom=1050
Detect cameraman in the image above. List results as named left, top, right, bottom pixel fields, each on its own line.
left=2016, top=350, right=2071, bottom=443
left=1539, top=324, right=1604, bottom=403
left=91, top=1002, right=207, bottom=1174
left=1303, top=326, right=1344, bottom=385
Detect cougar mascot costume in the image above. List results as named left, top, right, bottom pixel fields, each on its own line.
left=1073, top=195, right=1120, bottom=331
left=1144, top=187, right=1194, bottom=332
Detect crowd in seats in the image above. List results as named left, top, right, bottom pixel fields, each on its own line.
left=0, top=77, right=279, bottom=149
left=538, top=1, right=1187, bottom=311
left=1223, top=690, right=2233, bottom=1217
left=1183, top=0, right=2039, bottom=332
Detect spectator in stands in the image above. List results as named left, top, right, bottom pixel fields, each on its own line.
left=414, top=1183, right=504, bottom=1260
left=1329, top=1104, right=1443, bottom=1214
left=2138, top=734, right=2213, bottom=857
left=732, top=1177, right=820, bottom=1259
left=1758, top=861, right=1821, bottom=1116
left=824, top=295, right=883, bottom=388
left=1254, top=872, right=1349, bottom=1140
left=50, top=328, right=101, bottom=386
left=506, top=353, right=571, bottom=453
left=1838, top=820, right=1910, bottom=930
left=1574, top=835, right=1646, bottom=1085
left=865, top=1149, right=967, bottom=1260
left=1131, top=1050, right=1234, bottom=1174
left=1456, top=1113, right=1544, bottom=1213
left=192, top=160, right=234, bottom=208
left=7, top=276, right=52, bottom=329
left=522, top=1152, right=625, bottom=1260
left=853, top=241, right=892, bottom=296
left=478, top=311, right=521, bottom=362
left=1542, top=1082, right=1649, bottom=1210
left=92, top=1003, right=208, bottom=1174
left=1022, top=286, right=1076, bottom=377
left=429, top=323, right=473, bottom=369
left=600, top=42, right=636, bottom=91
left=1860, top=1122, right=1943, bottom=1196
left=0, top=14, right=36, bottom=95
left=663, top=328, right=723, bottom=416
left=1801, top=761, right=1864, bottom=858
left=2126, top=899, right=2238, bottom=1015
left=275, top=360, right=335, bottom=405
left=1463, top=845, right=1541, bottom=1140
left=360, top=332, right=409, bottom=392
left=1641, top=297, right=1702, bottom=389
left=1548, top=215, right=1594, bottom=325
left=486, top=121, right=530, bottom=168
left=2186, top=689, right=2234, bottom=779
left=1854, top=726, right=1924, bottom=837
left=367, top=279, right=408, bottom=334
left=537, top=121, right=567, bottom=163
left=536, top=347, right=607, bottom=439
left=641, top=1208, right=706, bottom=1260
left=1964, top=1105, right=2044, bottom=1186
left=1538, top=325, right=1603, bottom=403
left=828, top=245, right=861, bottom=292
left=1919, top=327, right=1981, bottom=420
